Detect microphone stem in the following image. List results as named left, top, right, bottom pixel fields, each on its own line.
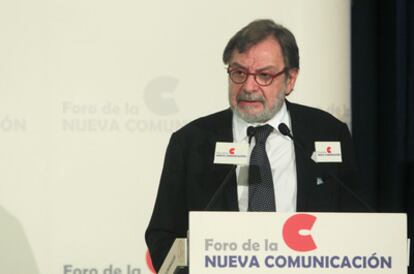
left=278, top=123, right=375, bottom=212
left=205, top=165, right=237, bottom=211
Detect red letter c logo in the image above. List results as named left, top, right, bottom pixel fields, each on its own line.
left=282, top=213, right=317, bottom=252
left=326, top=146, right=332, bottom=153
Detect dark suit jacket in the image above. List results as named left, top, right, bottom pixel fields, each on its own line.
left=145, top=101, right=368, bottom=271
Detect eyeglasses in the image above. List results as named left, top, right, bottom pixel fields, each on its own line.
left=227, top=66, right=287, bottom=87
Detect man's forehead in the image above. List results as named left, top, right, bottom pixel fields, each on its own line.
left=229, top=37, right=283, bottom=62
left=229, top=62, right=278, bottom=72
left=229, top=51, right=284, bottom=71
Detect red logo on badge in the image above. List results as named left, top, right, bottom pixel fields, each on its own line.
left=146, top=249, right=156, bottom=273
left=229, top=147, right=235, bottom=155
left=326, top=146, right=332, bottom=153
left=282, top=213, right=317, bottom=252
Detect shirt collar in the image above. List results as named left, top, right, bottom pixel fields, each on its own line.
left=232, top=101, right=291, bottom=142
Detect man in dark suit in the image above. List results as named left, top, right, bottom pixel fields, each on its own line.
left=145, top=19, right=369, bottom=272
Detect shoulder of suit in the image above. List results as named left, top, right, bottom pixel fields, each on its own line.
left=287, top=101, right=346, bottom=126
left=172, top=108, right=232, bottom=136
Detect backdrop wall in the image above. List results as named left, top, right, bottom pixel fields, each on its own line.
left=0, top=1, right=350, bottom=273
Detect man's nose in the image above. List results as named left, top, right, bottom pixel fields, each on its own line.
left=242, top=74, right=259, bottom=93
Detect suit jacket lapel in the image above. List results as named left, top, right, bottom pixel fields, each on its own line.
left=286, top=101, right=315, bottom=212
left=206, top=109, right=239, bottom=211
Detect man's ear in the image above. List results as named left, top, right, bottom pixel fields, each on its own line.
left=285, top=68, right=299, bottom=96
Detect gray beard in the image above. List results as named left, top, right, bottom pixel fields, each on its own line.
left=230, top=91, right=285, bottom=123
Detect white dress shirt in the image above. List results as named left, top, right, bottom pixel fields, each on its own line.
left=232, top=102, right=297, bottom=212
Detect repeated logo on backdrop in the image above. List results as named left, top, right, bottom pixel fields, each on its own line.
left=145, top=250, right=156, bottom=273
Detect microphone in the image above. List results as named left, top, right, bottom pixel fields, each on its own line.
left=277, top=123, right=375, bottom=212
left=278, top=122, right=292, bottom=138
left=278, top=123, right=308, bottom=153
left=205, top=126, right=254, bottom=211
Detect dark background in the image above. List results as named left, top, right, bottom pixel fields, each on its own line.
left=352, top=0, right=414, bottom=272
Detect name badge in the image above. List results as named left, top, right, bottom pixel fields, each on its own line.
left=214, top=142, right=249, bottom=165
left=313, top=141, right=342, bottom=163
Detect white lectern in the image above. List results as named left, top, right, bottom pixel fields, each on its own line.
left=160, top=212, right=408, bottom=274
